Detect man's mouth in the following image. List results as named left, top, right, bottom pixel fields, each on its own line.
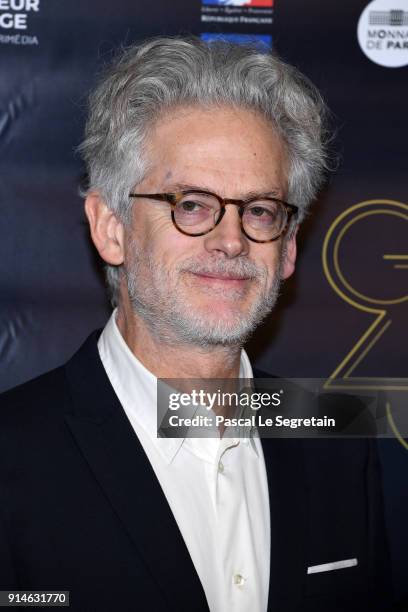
left=188, top=271, right=252, bottom=286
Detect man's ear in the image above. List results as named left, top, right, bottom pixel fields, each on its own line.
left=281, top=225, right=298, bottom=280
left=84, top=193, right=125, bottom=265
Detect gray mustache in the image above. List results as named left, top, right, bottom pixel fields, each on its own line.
left=179, top=258, right=264, bottom=279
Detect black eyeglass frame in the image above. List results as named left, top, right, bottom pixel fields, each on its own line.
left=128, top=189, right=298, bottom=243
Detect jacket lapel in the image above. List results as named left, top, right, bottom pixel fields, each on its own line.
left=254, top=372, right=308, bottom=611
left=64, top=332, right=209, bottom=612
left=261, top=437, right=308, bottom=611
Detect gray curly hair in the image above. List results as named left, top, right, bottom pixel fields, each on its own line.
left=78, top=36, right=331, bottom=306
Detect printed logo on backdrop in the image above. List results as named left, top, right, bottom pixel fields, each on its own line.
left=357, top=0, right=408, bottom=67
left=0, top=0, right=40, bottom=46
left=322, top=200, right=408, bottom=449
left=201, top=0, right=273, bottom=28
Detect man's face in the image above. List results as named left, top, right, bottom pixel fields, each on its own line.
left=123, top=105, right=296, bottom=346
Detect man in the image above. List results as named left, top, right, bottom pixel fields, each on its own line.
left=0, top=37, right=391, bottom=611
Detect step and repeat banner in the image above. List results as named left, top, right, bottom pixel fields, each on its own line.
left=1, top=0, right=407, bottom=604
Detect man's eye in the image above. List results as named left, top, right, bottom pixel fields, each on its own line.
left=179, top=200, right=202, bottom=212
left=247, top=206, right=276, bottom=220
left=249, top=206, right=269, bottom=217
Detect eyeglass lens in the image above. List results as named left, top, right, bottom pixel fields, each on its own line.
left=173, top=192, right=287, bottom=240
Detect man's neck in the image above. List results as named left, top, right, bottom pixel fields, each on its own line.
left=115, top=305, right=242, bottom=379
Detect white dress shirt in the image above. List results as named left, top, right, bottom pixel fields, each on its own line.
left=98, top=310, right=270, bottom=612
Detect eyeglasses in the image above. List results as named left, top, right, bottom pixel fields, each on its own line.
left=128, top=189, right=298, bottom=243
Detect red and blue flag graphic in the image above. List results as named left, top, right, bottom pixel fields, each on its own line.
left=202, top=0, right=273, bottom=6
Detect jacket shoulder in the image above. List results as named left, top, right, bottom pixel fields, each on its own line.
left=0, top=366, right=69, bottom=428
left=0, top=329, right=103, bottom=428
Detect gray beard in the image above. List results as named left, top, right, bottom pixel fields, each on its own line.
left=125, top=246, right=283, bottom=348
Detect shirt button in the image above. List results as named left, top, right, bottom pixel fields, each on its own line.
left=218, top=461, right=224, bottom=474
left=233, top=574, right=245, bottom=587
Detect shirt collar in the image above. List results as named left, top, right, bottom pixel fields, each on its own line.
left=98, top=309, right=258, bottom=464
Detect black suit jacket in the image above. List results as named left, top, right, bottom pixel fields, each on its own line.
left=0, top=331, right=392, bottom=611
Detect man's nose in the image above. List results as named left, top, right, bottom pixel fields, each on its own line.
left=203, top=205, right=249, bottom=258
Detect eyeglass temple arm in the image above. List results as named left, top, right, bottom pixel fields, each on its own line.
left=129, top=193, right=172, bottom=202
